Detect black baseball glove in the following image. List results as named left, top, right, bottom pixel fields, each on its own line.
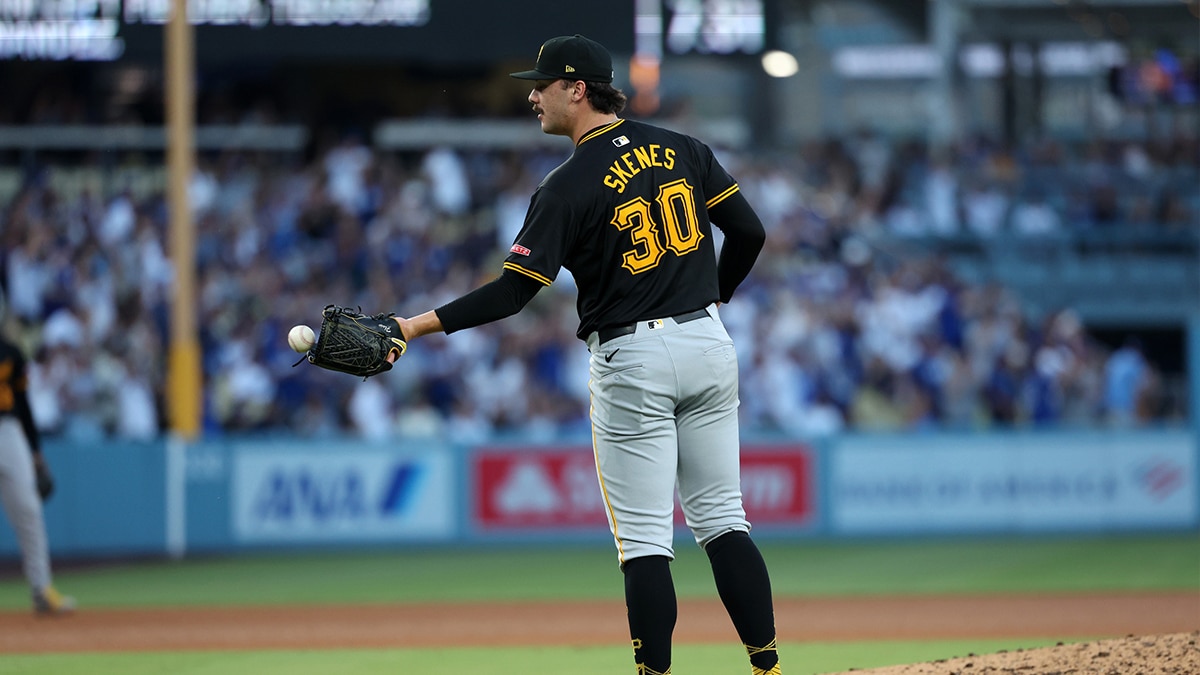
left=298, top=305, right=407, bottom=379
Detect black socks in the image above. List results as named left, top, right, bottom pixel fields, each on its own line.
left=706, top=530, right=779, bottom=671
left=623, top=534, right=779, bottom=674
left=623, top=555, right=676, bottom=673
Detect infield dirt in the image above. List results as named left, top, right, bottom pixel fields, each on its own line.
left=0, top=591, right=1195, bottom=673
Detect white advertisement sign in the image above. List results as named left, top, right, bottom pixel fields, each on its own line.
left=233, top=447, right=455, bottom=542
left=832, top=432, right=1197, bottom=533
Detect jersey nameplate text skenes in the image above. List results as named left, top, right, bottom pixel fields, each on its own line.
left=603, top=144, right=677, bottom=194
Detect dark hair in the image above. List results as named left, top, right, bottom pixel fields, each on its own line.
left=583, top=81, right=627, bottom=115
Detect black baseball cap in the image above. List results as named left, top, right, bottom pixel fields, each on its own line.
left=510, top=34, right=614, bottom=83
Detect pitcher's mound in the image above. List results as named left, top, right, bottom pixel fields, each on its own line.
left=828, top=631, right=1199, bottom=675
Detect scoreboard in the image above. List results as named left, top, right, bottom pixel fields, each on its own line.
left=0, top=0, right=631, bottom=63
left=0, top=0, right=772, bottom=64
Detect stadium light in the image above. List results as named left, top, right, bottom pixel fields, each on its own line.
left=762, top=49, right=800, bottom=78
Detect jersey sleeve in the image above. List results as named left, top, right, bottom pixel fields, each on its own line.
left=693, top=139, right=740, bottom=210
left=500, top=187, right=578, bottom=288
left=434, top=269, right=545, bottom=334
left=693, top=138, right=764, bottom=303
left=708, top=190, right=766, bottom=303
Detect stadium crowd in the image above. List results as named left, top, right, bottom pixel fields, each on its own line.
left=1, top=126, right=1195, bottom=442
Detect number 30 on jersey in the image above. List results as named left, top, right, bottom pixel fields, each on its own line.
left=611, top=178, right=704, bottom=275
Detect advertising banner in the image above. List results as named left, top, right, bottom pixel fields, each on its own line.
left=471, top=445, right=816, bottom=532
left=232, top=446, right=455, bottom=543
left=831, top=432, right=1198, bottom=534
left=474, top=448, right=605, bottom=530
left=738, top=449, right=816, bottom=525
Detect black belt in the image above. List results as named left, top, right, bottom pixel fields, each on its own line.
left=597, top=308, right=710, bottom=345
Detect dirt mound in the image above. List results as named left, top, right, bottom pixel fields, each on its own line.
left=831, top=631, right=1200, bottom=675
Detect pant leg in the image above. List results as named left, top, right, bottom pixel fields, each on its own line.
left=672, top=313, right=750, bottom=547
left=589, top=332, right=680, bottom=566
left=0, top=419, right=52, bottom=590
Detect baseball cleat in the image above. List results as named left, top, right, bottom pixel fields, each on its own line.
left=32, top=585, right=76, bottom=616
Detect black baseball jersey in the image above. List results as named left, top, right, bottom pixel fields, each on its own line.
left=500, top=119, right=743, bottom=340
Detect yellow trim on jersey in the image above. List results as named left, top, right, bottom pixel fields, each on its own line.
left=578, top=119, right=626, bottom=146
left=706, top=183, right=740, bottom=209
left=502, top=262, right=553, bottom=286
left=589, top=378, right=627, bottom=565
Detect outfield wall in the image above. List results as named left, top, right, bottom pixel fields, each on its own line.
left=0, top=429, right=1195, bottom=558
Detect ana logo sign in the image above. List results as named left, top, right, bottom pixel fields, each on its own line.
left=233, top=449, right=454, bottom=541
left=1136, top=459, right=1185, bottom=501
left=252, top=463, right=420, bottom=521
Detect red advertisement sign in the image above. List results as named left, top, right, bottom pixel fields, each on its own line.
left=473, top=445, right=816, bottom=531
left=739, top=448, right=815, bottom=525
left=474, top=448, right=607, bottom=528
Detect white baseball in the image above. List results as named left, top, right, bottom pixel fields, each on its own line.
left=288, top=324, right=316, bottom=353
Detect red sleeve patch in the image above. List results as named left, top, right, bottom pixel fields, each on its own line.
left=510, top=244, right=532, bottom=256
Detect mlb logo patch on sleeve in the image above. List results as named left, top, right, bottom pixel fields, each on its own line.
left=613, top=136, right=630, bottom=147
left=510, top=244, right=532, bottom=256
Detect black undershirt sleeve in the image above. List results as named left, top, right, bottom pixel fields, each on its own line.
left=434, top=268, right=546, bottom=334
left=708, top=190, right=767, bottom=303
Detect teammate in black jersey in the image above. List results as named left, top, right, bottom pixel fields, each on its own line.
left=392, top=34, right=780, bottom=675
left=0, top=334, right=75, bottom=615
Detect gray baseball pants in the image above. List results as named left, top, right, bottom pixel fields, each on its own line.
left=587, top=304, right=750, bottom=566
left=0, top=418, right=52, bottom=590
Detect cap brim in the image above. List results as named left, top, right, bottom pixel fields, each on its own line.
left=510, top=69, right=556, bottom=80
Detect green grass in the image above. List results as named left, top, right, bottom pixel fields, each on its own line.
left=0, top=639, right=1070, bottom=675
left=1, top=534, right=1195, bottom=610
left=747, top=534, right=1200, bottom=596
left=0, top=535, right=1193, bottom=674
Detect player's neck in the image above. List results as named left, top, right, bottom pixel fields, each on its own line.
left=571, top=112, right=620, bottom=145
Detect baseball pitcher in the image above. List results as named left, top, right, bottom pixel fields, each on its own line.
left=301, top=34, right=779, bottom=675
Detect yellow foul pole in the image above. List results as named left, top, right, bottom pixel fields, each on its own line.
left=166, top=0, right=201, bottom=439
